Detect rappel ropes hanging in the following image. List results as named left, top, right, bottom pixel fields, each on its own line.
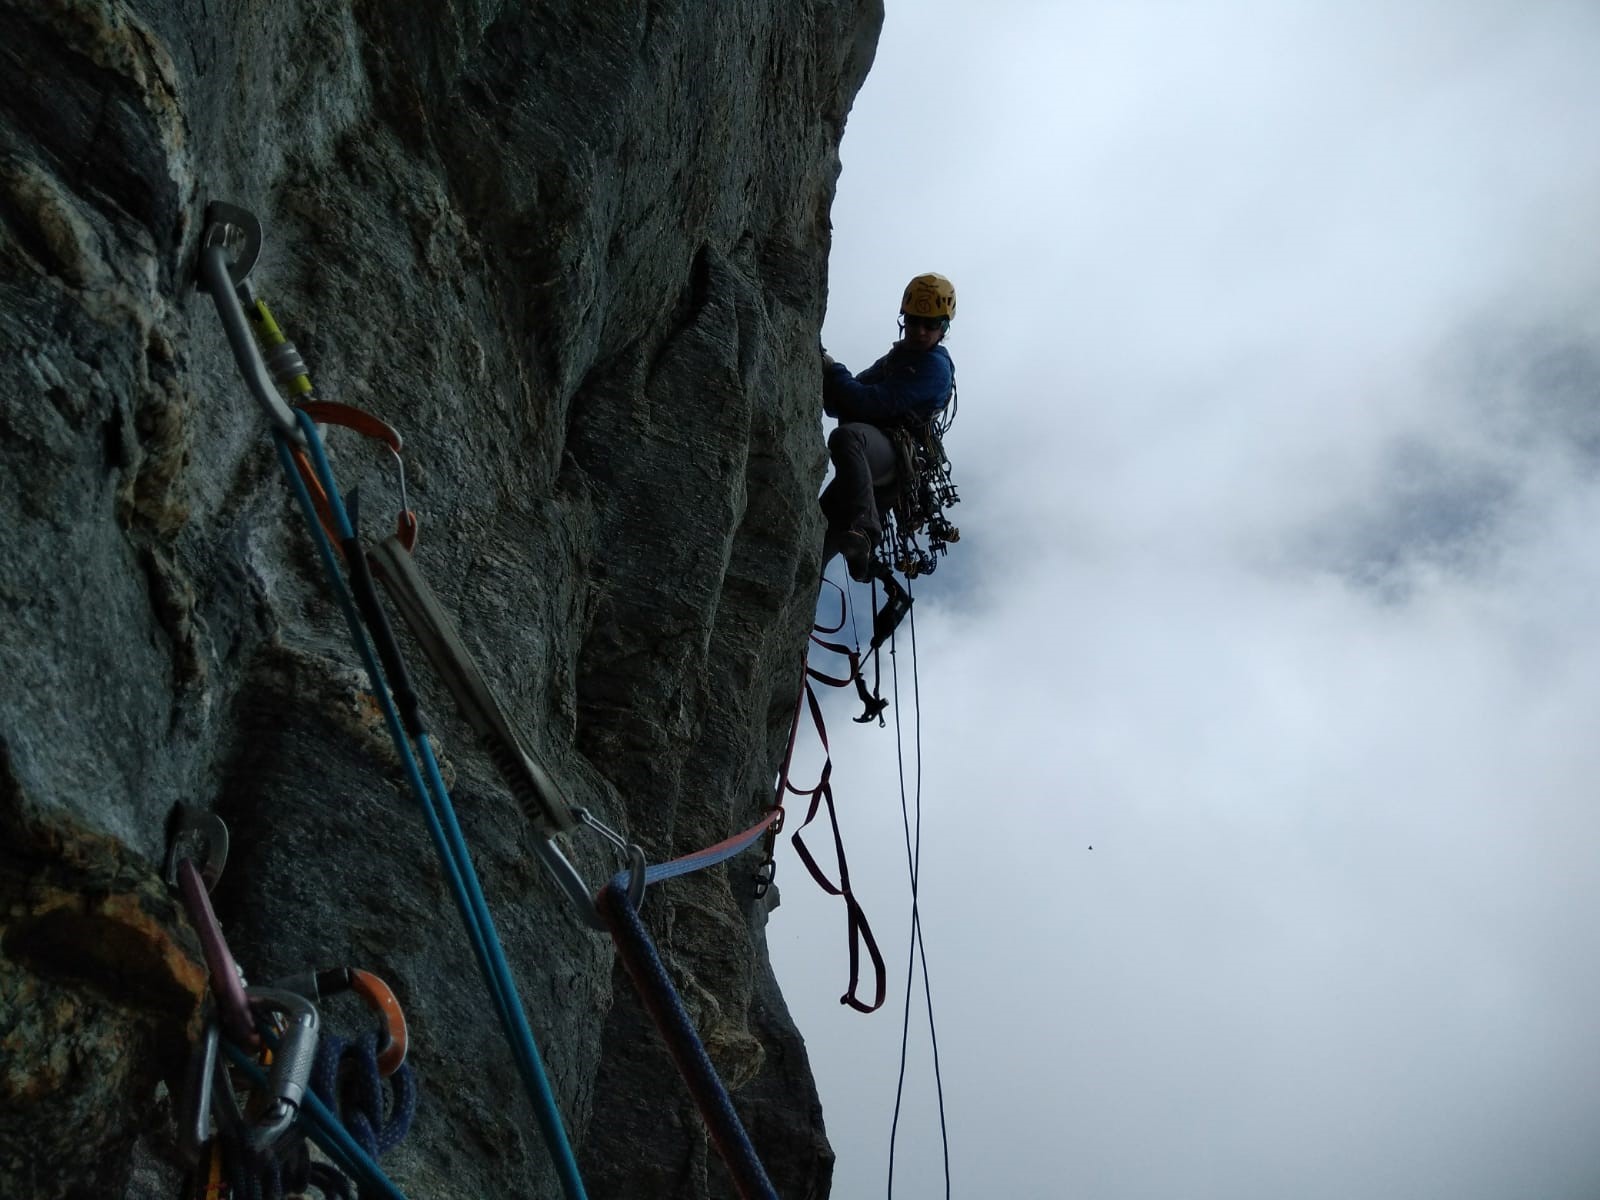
left=773, top=331, right=962, bottom=1193
left=182, top=201, right=833, bottom=1200
left=771, top=550, right=955, bottom=1196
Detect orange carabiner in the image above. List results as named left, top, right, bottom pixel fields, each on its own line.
left=348, top=968, right=409, bottom=1077
left=295, top=401, right=419, bottom=548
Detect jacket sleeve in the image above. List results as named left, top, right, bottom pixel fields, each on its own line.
left=822, top=349, right=952, bottom=423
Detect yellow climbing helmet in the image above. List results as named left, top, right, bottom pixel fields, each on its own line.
left=900, top=273, right=956, bottom=321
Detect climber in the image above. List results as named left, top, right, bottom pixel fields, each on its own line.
left=819, top=273, right=956, bottom=582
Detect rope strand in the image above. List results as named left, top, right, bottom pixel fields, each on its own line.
left=885, top=579, right=951, bottom=1198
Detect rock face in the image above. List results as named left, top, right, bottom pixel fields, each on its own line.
left=0, top=1, right=882, bottom=1196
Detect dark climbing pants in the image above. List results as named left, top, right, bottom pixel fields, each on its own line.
left=821, top=422, right=898, bottom=561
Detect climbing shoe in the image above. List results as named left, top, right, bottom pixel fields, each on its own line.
left=841, top=530, right=873, bottom=583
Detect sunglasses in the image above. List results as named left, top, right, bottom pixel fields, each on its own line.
left=903, top=314, right=946, bottom=332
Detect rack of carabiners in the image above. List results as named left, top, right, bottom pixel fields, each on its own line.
left=881, top=407, right=961, bottom=581
left=191, top=202, right=787, bottom=1200
left=167, top=803, right=415, bottom=1199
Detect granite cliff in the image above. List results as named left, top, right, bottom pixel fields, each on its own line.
left=0, top=1, right=883, bottom=1195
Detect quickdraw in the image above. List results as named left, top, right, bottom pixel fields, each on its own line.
left=197, top=199, right=640, bottom=914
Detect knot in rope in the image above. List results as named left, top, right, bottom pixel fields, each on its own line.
left=312, top=1031, right=420, bottom=1166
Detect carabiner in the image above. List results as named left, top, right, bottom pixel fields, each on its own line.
left=270, top=966, right=409, bottom=1076
left=576, top=806, right=648, bottom=904
left=172, top=853, right=256, bottom=1051
left=751, top=857, right=777, bottom=900
left=529, top=832, right=645, bottom=933
left=177, top=1021, right=222, bottom=1164
left=243, top=987, right=320, bottom=1150
left=196, top=201, right=306, bottom=447
left=165, top=803, right=229, bottom=892
left=293, top=398, right=418, bottom=546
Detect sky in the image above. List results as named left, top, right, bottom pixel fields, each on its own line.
left=766, top=3, right=1600, bottom=1198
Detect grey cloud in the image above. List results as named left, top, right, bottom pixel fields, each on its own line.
left=785, top=3, right=1600, bottom=1198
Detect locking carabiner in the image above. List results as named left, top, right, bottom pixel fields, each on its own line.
left=243, top=987, right=320, bottom=1150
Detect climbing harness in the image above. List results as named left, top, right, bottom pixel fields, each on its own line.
left=825, top=388, right=962, bottom=724
left=196, top=200, right=793, bottom=1200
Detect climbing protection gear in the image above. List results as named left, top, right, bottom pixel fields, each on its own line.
left=241, top=987, right=321, bottom=1150
left=279, top=405, right=592, bottom=1200
left=195, top=203, right=304, bottom=448
left=365, top=532, right=646, bottom=927
left=167, top=806, right=257, bottom=1052
left=224, top=1036, right=410, bottom=1200
left=364, top=536, right=576, bottom=837
left=881, top=420, right=960, bottom=580
left=199, top=198, right=799, bottom=1199
left=199, top=201, right=595, bottom=1199
left=272, top=967, right=409, bottom=1078
left=900, top=273, right=956, bottom=322
left=166, top=797, right=418, bottom=1199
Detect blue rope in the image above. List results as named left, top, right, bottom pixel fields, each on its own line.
left=312, top=1032, right=418, bottom=1160
left=598, top=878, right=778, bottom=1200
left=273, top=412, right=588, bottom=1200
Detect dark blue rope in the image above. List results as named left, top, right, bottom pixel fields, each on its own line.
left=886, top=584, right=951, bottom=1199
left=272, top=413, right=587, bottom=1199
left=597, top=878, right=778, bottom=1200
left=312, top=1032, right=419, bottom=1161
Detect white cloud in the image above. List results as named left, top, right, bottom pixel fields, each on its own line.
left=783, top=3, right=1600, bottom=1197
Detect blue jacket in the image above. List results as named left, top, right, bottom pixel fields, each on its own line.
left=823, top=342, right=953, bottom=427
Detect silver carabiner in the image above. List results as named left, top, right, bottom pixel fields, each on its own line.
left=529, top=834, right=645, bottom=933
left=576, top=806, right=648, bottom=908
left=178, top=1021, right=222, bottom=1164
left=243, top=987, right=320, bottom=1150
left=195, top=201, right=306, bottom=447
left=164, top=803, right=229, bottom=891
